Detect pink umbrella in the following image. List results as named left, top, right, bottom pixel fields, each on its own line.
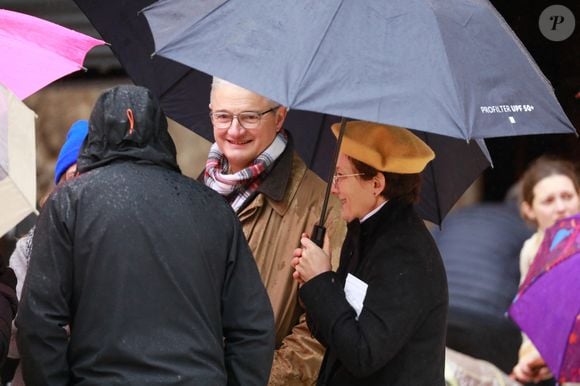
left=509, top=214, right=580, bottom=384
left=0, top=9, right=105, bottom=100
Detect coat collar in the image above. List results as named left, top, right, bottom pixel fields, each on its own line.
left=256, top=134, right=293, bottom=201
left=338, top=198, right=416, bottom=278
left=359, top=198, right=413, bottom=238
left=240, top=133, right=307, bottom=217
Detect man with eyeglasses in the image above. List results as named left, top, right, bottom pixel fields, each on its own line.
left=204, top=78, right=346, bottom=385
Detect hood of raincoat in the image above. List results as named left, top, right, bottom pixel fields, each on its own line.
left=77, top=85, right=180, bottom=173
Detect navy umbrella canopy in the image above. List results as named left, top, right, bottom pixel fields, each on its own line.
left=142, top=0, right=576, bottom=141
left=75, top=0, right=493, bottom=225
left=140, top=0, right=575, bottom=228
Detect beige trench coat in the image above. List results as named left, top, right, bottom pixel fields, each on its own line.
left=238, top=150, right=345, bottom=385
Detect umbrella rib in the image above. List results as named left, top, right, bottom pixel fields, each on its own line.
left=16, top=185, right=37, bottom=219
left=421, top=134, right=442, bottom=226
left=475, top=139, right=493, bottom=166
left=426, top=5, right=472, bottom=140
left=291, top=0, right=345, bottom=106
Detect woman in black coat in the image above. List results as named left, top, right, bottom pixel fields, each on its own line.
left=292, top=121, right=448, bottom=386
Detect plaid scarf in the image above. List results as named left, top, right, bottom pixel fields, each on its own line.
left=204, top=132, right=287, bottom=212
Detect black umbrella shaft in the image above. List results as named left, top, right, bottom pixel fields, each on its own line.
left=312, top=117, right=347, bottom=247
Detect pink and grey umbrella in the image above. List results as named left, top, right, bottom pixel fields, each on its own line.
left=509, top=214, right=580, bottom=384
left=0, top=9, right=105, bottom=100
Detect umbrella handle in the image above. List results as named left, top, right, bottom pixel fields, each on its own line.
left=313, top=117, right=347, bottom=248
left=311, top=224, right=326, bottom=248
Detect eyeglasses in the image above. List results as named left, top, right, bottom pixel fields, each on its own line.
left=332, top=172, right=365, bottom=186
left=210, top=105, right=280, bottom=130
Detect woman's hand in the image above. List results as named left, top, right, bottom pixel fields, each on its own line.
left=291, top=246, right=305, bottom=285
left=510, top=350, right=552, bottom=383
left=292, top=233, right=332, bottom=284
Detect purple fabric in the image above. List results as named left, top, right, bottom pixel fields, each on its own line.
left=521, top=215, right=580, bottom=292
left=509, top=214, right=580, bottom=383
left=562, top=312, right=580, bottom=382
left=510, top=254, right=580, bottom=381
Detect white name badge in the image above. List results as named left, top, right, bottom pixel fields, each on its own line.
left=344, top=273, right=368, bottom=320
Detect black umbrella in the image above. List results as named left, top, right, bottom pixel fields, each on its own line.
left=74, top=0, right=492, bottom=225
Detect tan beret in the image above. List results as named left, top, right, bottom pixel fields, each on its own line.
left=331, top=120, right=435, bottom=173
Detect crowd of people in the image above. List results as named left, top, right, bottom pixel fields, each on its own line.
left=0, top=80, right=577, bottom=386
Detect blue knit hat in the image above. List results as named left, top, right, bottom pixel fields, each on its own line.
left=54, top=120, right=89, bottom=184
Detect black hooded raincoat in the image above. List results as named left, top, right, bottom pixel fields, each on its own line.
left=16, top=86, right=275, bottom=386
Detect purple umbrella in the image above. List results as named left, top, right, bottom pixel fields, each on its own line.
left=509, top=214, right=580, bottom=384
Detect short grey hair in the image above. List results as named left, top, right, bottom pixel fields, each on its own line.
left=210, top=77, right=280, bottom=107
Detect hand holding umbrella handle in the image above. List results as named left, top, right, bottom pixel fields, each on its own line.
left=311, top=224, right=326, bottom=248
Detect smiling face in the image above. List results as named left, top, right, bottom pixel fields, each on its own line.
left=330, top=153, right=386, bottom=222
left=210, top=83, right=287, bottom=173
left=521, top=174, right=580, bottom=231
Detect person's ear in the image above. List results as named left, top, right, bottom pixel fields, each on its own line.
left=275, top=106, right=287, bottom=132
left=374, top=173, right=386, bottom=196
left=521, top=201, right=536, bottom=222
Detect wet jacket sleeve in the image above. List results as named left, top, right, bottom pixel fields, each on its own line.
left=16, top=196, right=73, bottom=386
left=222, top=219, right=275, bottom=386
left=269, top=313, right=325, bottom=386
left=269, top=211, right=345, bottom=386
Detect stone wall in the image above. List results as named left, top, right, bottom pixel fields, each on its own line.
left=23, top=77, right=211, bottom=205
